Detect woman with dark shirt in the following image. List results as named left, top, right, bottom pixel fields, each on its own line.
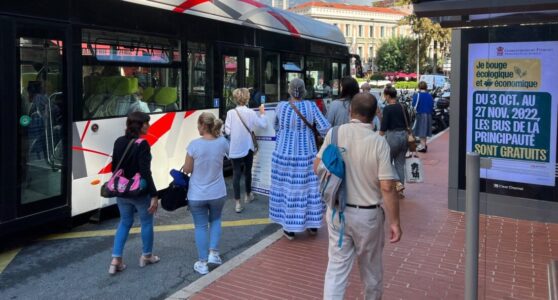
left=108, top=111, right=160, bottom=275
left=379, top=86, right=409, bottom=197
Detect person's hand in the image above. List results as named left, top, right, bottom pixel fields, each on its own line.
left=148, top=196, right=159, bottom=214
left=259, top=104, right=265, bottom=115
left=389, top=223, right=402, bottom=243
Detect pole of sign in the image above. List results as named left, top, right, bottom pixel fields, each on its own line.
left=417, top=34, right=420, bottom=83
left=465, top=152, right=480, bottom=300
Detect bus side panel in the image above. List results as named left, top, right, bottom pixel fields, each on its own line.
left=70, top=109, right=217, bottom=216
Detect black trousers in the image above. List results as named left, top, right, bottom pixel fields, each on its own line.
left=231, top=150, right=254, bottom=200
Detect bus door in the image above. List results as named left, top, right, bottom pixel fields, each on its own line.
left=1, top=21, right=70, bottom=228
left=215, top=44, right=261, bottom=117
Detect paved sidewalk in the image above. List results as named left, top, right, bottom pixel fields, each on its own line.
left=180, top=131, right=558, bottom=300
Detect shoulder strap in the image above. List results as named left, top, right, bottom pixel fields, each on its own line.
left=414, top=93, right=420, bottom=110
left=399, top=103, right=411, bottom=132
left=234, top=108, right=251, bottom=134
left=289, top=101, right=319, bottom=136
left=113, top=138, right=136, bottom=172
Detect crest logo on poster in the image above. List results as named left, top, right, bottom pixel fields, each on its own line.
left=497, top=46, right=504, bottom=56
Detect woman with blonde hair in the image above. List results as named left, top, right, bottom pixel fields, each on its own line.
left=183, top=112, right=229, bottom=275
left=225, top=88, right=267, bottom=213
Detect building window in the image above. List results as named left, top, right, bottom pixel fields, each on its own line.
left=345, top=24, right=350, bottom=36
left=369, top=25, right=374, bottom=38
left=369, top=46, right=374, bottom=58
left=381, top=26, right=385, bottom=38
left=357, top=46, right=363, bottom=58
left=392, top=27, right=396, bottom=37
left=358, top=25, right=363, bottom=37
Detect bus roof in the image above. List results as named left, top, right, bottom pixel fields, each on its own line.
left=123, top=0, right=347, bottom=47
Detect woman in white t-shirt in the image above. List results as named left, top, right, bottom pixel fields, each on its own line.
left=183, top=112, right=229, bottom=275
left=224, top=88, right=267, bottom=213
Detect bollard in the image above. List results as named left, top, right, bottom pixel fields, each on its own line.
left=465, top=152, right=480, bottom=300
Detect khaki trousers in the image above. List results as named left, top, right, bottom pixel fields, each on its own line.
left=323, top=206, right=385, bottom=300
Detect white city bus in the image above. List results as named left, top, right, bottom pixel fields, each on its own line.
left=0, top=0, right=354, bottom=235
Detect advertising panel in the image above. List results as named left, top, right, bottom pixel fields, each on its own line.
left=251, top=108, right=276, bottom=195
left=466, top=42, right=558, bottom=190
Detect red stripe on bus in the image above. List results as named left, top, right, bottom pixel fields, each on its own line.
left=97, top=112, right=176, bottom=174
left=267, top=11, right=300, bottom=37
left=173, top=0, right=209, bottom=13
left=143, top=112, right=176, bottom=146
left=184, top=110, right=196, bottom=119
left=72, top=146, right=111, bottom=157
left=239, top=0, right=266, bottom=9
left=80, top=120, right=91, bottom=143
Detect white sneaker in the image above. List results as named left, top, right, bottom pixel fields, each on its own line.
left=208, top=251, right=222, bottom=265
left=193, top=261, right=208, bottom=275
left=244, top=193, right=255, bottom=204
left=235, top=200, right=243, bottom=213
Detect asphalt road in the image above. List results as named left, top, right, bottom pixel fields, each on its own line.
left=0, top=176, right=278, bottom=300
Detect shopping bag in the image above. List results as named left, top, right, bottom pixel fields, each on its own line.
left=405, top=155, right=424, bottom=183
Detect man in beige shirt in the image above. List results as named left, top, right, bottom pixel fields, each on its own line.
left=314, top=92, right=402, bottom=300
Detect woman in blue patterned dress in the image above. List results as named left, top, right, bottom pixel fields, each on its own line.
left=270, top=78, right=331, bottom=240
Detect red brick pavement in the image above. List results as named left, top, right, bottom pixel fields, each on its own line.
left=191, top=132, right=558, bottom=300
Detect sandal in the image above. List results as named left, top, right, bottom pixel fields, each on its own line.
left=139, top=255, right=160, bottom=267
left=108, top=263, right=127, bottom=275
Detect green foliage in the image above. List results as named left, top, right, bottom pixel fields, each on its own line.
left=370, top=73, right=386, bottom=81
left=375, top=36, right=417, bottom=73
left=395, top=81, right=418, bottom=90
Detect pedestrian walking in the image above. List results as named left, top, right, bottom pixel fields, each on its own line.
left=269, top=78, right=330, bottom=240
left=182, top=112, right=229, bottom=275
left=379, top=86, right=409, bottom=197
left=361, top=82, right=381, bottom=131
left=108, top=111, right=160, bottom=275
left=316, top=93, right=402, bottom=300
left=224, top=88, right=267, bottom=213
left=326, top=76, right=359, bottom=127
left=413, top=81, right=434, bottom=152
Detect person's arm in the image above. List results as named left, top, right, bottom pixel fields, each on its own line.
left=379, top=105, right=389, bottom=136
left=380, top=179, right=401, bottom=243
left=310, top=101, right=331, bottom=136
left=182, top=153, right=194, bottom=174
left=377, top=139, right=401, bottom=242
left=137, top=141, right=159, bottom=214
left=254, top=106, right=267, bottom=129
left=224, top=110, right=232, bottom=136
left=313, top=129, right=332, bottom=174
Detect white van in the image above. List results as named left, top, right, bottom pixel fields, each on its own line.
left=419, top=74, right=449, bottom=90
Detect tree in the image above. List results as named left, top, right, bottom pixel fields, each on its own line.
left=375, top=36, right=417, bottom=73
left=397, top=3, right=452, bottom=73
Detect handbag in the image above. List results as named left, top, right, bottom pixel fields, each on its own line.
left=160, top=169, right=189, bottom=211
left=288, top=101, right=324, bottom=149
left=400, top=103, right=417, bottom=152
left=234, top=108, right=259, bottom=153
left=100, top=138, right=144, bottom=198
left=405, top=154, right=424, bottom=183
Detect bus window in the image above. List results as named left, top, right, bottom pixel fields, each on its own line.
left=18, top=38, right=65, bottom=204
left=187, top=42, right=209, bottom=109
left=331, top=62, right=340, bottom=97
left=263, top=52, right=279, bottom=103
left=223, top=55, right=238, bottom=112
left=81, top=30, right=182, bottom=119
left=281, top=54, right=304, bottom=99
left=306, top=57, right=329, bottom=99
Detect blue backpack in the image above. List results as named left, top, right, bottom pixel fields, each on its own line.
left=317, top=125, right=347, bottom=247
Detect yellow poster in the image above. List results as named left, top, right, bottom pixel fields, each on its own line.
left=473, top=59, right=541, bottom=90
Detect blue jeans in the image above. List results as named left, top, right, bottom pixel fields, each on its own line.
left=189, top=197, right=226, bottom=261
left=112, top=195, right=154, bottom=258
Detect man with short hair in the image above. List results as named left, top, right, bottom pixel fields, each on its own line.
left=315, top=93, right=402, bottom=300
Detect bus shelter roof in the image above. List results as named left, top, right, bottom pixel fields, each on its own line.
left=123, top=0, right=347, bottom=46
left=413, top=0, right=558, bottom=28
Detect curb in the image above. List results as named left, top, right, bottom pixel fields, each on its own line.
left=166, top=229, right=284, bottom=300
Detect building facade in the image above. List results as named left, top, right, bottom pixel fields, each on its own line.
left=289, top=1, right=411, bottom=72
